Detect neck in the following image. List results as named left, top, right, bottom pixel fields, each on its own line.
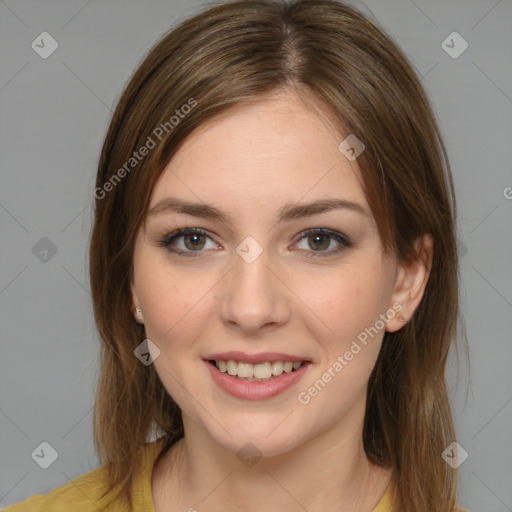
left=153, top=414, right=391, bottom=512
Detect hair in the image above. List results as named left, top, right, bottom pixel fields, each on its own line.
left=89, top=1, right=466, bottom=510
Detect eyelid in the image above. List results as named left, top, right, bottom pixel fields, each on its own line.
left=160, top=227, right=212, bottom=246
left=294, top=228, right=351, bottom=247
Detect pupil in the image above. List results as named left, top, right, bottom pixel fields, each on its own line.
left=186, top=234, right=204, bottom=249
left=310, top=234, right=329, bottom=250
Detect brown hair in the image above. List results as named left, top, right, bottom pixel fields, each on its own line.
left=90, top=1, right=466, bottom=510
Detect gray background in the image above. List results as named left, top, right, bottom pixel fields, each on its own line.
left=0, top=0, right=511, bottom=510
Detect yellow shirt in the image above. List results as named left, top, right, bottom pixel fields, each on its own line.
left=1, top=438, right=398, bottom=511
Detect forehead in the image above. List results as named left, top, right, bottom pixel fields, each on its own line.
left=150, top=94, right=369, bottom=217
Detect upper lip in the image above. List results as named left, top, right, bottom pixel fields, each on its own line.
left=204, top=351, right=311, bottom=364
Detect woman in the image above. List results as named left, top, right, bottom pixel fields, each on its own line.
left=6, top=0, right=468, bottom=510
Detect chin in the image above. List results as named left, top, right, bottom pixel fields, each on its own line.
left=199, top=411, right=307, bottom=459
left=217, top=431, right=301, bottom=459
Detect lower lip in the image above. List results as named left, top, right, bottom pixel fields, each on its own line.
left=205, top=361, right=310, bottom=400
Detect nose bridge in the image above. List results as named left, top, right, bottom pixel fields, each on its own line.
left=218, top=240, right=288, bottom=332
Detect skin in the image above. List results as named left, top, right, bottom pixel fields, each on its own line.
left=131, top=90, right=433, bottom=512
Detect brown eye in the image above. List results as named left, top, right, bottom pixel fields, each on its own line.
left=295, top=228, right=351, bottom=257
left=307, top=233, right=331, bottom=251
left=161, top=228, right=218, bottom=257
left=184, top=233, right=206, bottom=250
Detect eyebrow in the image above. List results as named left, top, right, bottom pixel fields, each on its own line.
left=147, top=197, right=370, bottom=223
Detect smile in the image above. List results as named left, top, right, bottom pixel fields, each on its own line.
left=204, top=358, right=311, bottom=400
left=210, top=359, right=304, bottom=380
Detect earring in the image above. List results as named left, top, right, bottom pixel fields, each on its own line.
left=399, top=314, right=407, bottom=322
left=135, top=308, right=143, bottom=321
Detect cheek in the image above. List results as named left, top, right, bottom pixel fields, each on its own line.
left=294, top=262, right=388, bottom=350
left=293, top=269, right=387, bottom=425
left=134, top=257, right=216, bottom=350
left=134, top=262, right=214, bottom=409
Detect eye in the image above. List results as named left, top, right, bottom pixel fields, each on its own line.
left=294, top=228, right=351, bottom=257
left=160, top=227, right=351, bottom=258
left=160, top=228, right=219, bottom=257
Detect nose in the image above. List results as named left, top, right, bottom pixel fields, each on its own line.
left=216, top=248, right=290, bottom=335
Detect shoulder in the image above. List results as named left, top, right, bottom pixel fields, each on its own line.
left=3, top=438, right=169, bottom=512
left=2, top=465, right=122, bottom=512
left=373, top=482, right=469, bottom=512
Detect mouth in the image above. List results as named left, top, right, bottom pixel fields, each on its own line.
left=203, top=355, right=312, bottom=400
left=206, top=359, right=310, bottom=381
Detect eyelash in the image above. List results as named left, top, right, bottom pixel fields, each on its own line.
left=159, top=227, right=352, bottom=258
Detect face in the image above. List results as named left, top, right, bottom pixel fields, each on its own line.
left=131, top=92, right=407, bottom=457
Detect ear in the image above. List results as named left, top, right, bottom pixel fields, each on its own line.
left=131, top=281, right=144, bottom=324
left=385, top=233, right=433, bottom=332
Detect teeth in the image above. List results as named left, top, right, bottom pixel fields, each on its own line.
left=254, top=362, right=272, bottom=379
left=237, top=362, right=252, bottom=378
left=271, top=361, right=283, bottom=376
left=227, top=360, right=237, bottom=375
left=214, top=359, right=304, bottom=379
